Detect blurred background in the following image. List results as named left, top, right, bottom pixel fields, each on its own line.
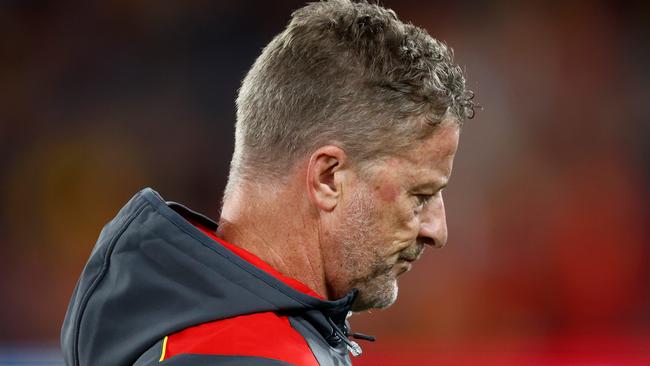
left=1, top=0, right=649, bottom=365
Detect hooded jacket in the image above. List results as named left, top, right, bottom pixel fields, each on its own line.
left=61, top=188, right=364, bottom=365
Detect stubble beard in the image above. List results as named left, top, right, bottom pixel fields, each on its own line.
left=336, top=188, right=399, bottom=312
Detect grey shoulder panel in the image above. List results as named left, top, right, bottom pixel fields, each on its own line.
left=61, top=191, right=148, bottom=366
left=289, top=316, right=351, bottom=366
left=133, top=338, right=164, bottom=366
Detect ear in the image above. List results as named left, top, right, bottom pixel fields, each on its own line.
left=306, top=145, right=348, bottom=212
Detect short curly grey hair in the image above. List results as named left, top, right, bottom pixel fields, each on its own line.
left=226, top=0, right=474, bottom=195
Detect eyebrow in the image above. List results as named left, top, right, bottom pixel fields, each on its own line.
left=412, top=179, right=448, bottom=192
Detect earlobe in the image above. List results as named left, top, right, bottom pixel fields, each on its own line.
left=306, top=146, right=347, bottom=212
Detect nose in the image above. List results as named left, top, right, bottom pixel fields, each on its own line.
left=417, top=194, right=448, bottom=248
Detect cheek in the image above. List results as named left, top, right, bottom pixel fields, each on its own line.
left=398, top=202, right=421, bottom=233
left=367, top=180, right=418, bottom=235
left=375, top=183, right=399, bottom=203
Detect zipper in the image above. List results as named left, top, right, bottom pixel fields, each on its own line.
left=325, top=316, right=375, bottom=357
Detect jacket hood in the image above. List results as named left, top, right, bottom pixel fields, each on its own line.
left=61, top=187, right=356, bottom=366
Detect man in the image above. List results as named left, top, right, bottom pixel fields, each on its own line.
left=61, top=1, right=474, bottom=365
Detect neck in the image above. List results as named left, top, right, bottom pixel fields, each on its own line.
left=218, top=182, right=328, bottom=299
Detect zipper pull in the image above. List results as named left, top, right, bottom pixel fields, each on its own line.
left=352, top=332, right=376, bottom=342
left=346, top=340, right=363, bottom=357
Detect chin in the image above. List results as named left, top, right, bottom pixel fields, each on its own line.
left=350, top=275, right=399, bottom=312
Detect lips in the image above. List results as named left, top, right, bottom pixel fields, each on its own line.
left=398, top=244, right=424, bottom=263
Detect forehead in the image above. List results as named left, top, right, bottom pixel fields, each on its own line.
left=385, top=121, right=460, bottom=177
left=362, top=121, right=460, bottom=201
left=406, top=121, right=459, bottom=161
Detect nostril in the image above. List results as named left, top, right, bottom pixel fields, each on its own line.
left=417, top=236, right=435, bottom=247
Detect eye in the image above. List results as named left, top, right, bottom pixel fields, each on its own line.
left=412, top=188, right=444, bottom=212
left=413, top=194, right=433, bottom=209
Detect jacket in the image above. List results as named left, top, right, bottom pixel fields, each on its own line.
left=61, top=188, right=364, bottom=365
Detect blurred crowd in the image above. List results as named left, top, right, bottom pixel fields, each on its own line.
left=1, top=0, right=648, bottom=362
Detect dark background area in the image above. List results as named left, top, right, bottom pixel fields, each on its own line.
left=1, top=0, right=649, bottom=364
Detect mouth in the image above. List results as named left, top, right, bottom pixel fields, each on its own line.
left=395, top=259, right=413, bottom=275
left=399, top=256, right=418, bottom=263
left=395, top=245, right=423, bottom=270
left=398, top=247, right=424, bottom=263
left=393, top=244, right=424, bottom=275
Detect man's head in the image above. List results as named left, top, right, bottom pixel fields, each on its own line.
left=224, top=0, right=474, bottom=311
